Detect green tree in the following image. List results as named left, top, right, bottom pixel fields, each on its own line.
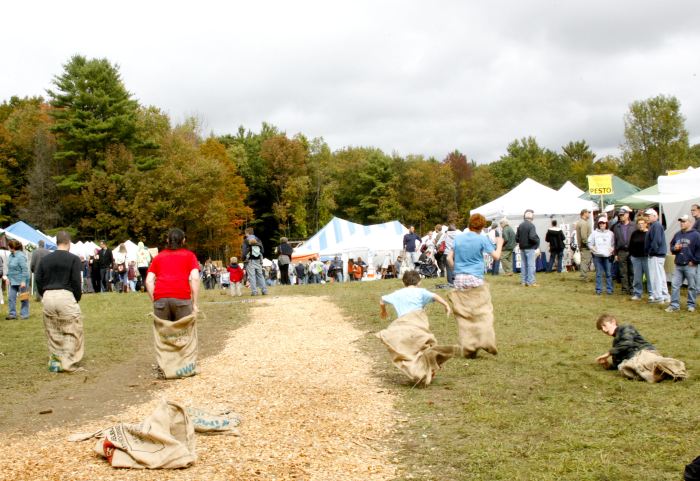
left=561, top=140, right=595, bottom=190
left=399, top=157, right=456, bottom=230
left=0, top=97, right=51, bottom=221
left=47, top=55, right=139, bottom=188
left=260, top=134, right=310, bottom=239
left=462, top=165, right=505, bottom=220
left=621, top=94, right=689, bottom=187
left=306, top=137, right=336, bottom=233
left=442, top=150, right=473, bottom=214
left=489, top=137, right=564, bottom=189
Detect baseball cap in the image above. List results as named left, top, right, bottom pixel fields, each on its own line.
left=597, top=216, right=608, bottom=224
left=644, top=208, right=657, bottom=216
left=678, top=214, right=691, bottom=222
left=619, top=205, right=632, bottom=213
left=604, top=205, right=615, bottom=212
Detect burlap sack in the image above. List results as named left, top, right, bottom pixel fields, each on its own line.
left=152, top=313, right=198, bottom=379
left=186, top=407, right=242, bottom=434
left=376, top=310, right=456, bottom=386
left=70, top=400, right=196, bottom=469
left=42, top=289, right=84, bottom=372
left=618, top=349, right=688, bottom=383
left=447, top=284, right=498, bottom=358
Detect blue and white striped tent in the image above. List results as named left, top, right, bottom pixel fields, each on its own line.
left=293, top=217, right=409, bottom=261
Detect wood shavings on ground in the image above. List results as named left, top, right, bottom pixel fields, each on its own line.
left=0, top=296, right=398, bottom=481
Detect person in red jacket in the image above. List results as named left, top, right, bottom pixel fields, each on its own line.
left=227, top=257, right=245, bottom=297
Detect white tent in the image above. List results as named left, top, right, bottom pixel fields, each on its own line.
left=112, top=239, right=139, bottom=263
left=472, top=178, right=596, bottom=219
left=558, top=181, right=585, bottom=198
left=472, top=178, right=597, bottom=256
left=292, top=217, right=409, bottom=278
left=636, top=167, right=700, bottom=244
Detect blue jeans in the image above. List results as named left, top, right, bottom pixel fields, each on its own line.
left=8, top=285, right=30, bottom=318
left=630, top=256, right=651, bottom=298
left=245, top=260, right=267, bottom=295
left=593, top=256, right=613, bottom=294
left=547, top=250, right=564, bottom=273
left=520, top=249, right=537, bottom=285
left=670, top=264, right=696, bottom=309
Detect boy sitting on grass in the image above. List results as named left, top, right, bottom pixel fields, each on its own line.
left=595, top=313, right=687, bottom=383
left=376, top=271, right=457, bottom=386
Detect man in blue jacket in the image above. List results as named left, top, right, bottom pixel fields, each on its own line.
left=644, top=208, right=669, bottom=304
left=665, top=215, right=700, bottom=312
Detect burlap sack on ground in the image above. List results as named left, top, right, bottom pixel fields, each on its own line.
left=376, top=309, right=456, bottom=386
left=186, top=407, right=242, bottom=434
left=152, top=313, right=198, bottom=379
left=42, top=289, right=84, bottom=372
left=447, top=284, right=498, bottom=357
left=618, top=349, right=688, bottom=383
left=70, top=400, right=196, bottom=469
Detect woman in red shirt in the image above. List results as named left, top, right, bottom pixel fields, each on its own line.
left=145, top=228, right=200, bottom=321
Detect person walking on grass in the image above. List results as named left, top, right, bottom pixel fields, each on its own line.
left=575, top=208, right=593, bottom=281
left=242, top=227, right=267, bottom=296
left=5, top=239, right=30, bottom=320
left=545, top=219, right=565, bottom=273
left=612, top=206, right=635, bottom=295
left=664, top=215, right=700, bottom=313
left=35, top=231, right=84, bottom=372
left=588, top=216, right=615, bottom=295
left=29, top=239, right=50, bottom=301
left=498, top=218, right=516, bottom=276
left=515, top=209, right=539, bottom=287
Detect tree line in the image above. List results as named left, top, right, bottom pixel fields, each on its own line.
left=1, top=55, right=699, bottom=258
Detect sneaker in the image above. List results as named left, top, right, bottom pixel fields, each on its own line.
left=529, top=283, right=539, bottom=287
left=648, top=299, right=664, bottom=304
left=689, top=306, right=696, bottom=312
left=5, top=315, right=16, bottom=320
left=664, top=306, right=679, bottom=313
left=630, top=296, right=641, bottom=301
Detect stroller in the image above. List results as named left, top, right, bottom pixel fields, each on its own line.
left=418, top=260, right=439, bottom=278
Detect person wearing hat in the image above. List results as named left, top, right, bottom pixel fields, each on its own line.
left=588, top=216, right=615, bottom=295
left=665, top=215, right=700, bottom=312
left=604, top=205, right=618, bottom=229
left=612, top=206, right=635, bottom=295
left=575, top=209, right=593, bottom=281
left=498, top=218, right=516, bottom=276
left=644, top=208, right=670, bottom=304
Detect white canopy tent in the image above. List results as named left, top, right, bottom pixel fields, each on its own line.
left=292, top=217, right=409, bottom=279
left=558, top=181, right=585, bottom=198
left=636, top=167, right=700, bottom=244
left=471, top=178, right=596, bottom=252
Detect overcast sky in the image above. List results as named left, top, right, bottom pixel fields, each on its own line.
left=2, top=1, right=699, bottom=163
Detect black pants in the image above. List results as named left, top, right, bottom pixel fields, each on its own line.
left=280, top=264, right=290, bottom=285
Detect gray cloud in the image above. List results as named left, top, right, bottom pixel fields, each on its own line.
left=2, top=0, right=699, bottom=164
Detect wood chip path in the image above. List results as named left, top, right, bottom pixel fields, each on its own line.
left=0, top=296, right=398, bottom=480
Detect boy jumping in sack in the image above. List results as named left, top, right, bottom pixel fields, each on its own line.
left=595, top=313, right=687, bottom=382
left=376, top=271, right=457, bottom=386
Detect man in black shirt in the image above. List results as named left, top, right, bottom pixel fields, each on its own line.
left=97, top=240, right=114, bottom=292
left=35, top=231, right=84, bottom=372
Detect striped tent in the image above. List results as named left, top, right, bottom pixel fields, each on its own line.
left=292, top=217, right=409, bottom=262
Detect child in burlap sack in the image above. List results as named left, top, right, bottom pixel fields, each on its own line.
left=595, top=313, right=687, bottom=383
left=376, top=270, right=457, bottom=386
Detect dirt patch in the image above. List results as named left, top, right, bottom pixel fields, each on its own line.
left=0, top=296, right=398, bottom=480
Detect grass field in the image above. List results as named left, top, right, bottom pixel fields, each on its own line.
left=1, top=274, right=698, bottom=480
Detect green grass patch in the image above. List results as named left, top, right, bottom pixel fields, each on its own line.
left=1, top=277, right=697, bottom=480
left=321, top=274, right=699, bottom=481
